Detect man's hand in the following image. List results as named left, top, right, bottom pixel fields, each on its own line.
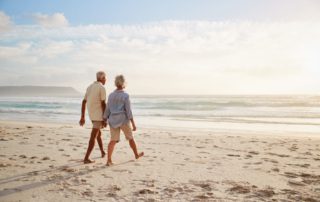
left=79, top=117, right=85, bottom=126
left=103, top=121, right=108, bottom=128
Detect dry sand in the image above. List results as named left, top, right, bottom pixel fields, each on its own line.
left=0, top=120, right=319, bottom=201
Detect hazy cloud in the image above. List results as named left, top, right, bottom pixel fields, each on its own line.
left=0, top=17, right=320, bottom=94
left=0, top=11, right=13, bottom=32
left=32, top=13, right=68, bottom=28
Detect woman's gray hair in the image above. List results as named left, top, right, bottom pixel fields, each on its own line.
left=96, top=71, right=106, bottom=80
left=115, top=75, right=126, bottom=88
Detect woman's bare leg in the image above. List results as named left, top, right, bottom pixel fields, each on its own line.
left=107, top=140, right=117, bottom=165
left=129, top=139, right=144, bottom=159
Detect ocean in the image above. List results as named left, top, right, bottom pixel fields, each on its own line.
left=0, top=95, right=319, bottom=134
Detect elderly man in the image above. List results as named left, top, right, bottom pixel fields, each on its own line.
left=79, top=71, right=107, bottom=164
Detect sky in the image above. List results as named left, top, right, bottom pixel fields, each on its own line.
left=0, top=0, right=320, bottom=95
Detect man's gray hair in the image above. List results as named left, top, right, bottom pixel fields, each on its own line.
left=115, top=75, right=125, bottom=88
left=96, top=71, right=106, bottom=80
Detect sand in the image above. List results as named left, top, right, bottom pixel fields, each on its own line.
left=0, top=120, right=319, bottom=201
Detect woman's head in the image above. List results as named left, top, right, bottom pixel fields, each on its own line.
left=115, top=75, right=126, bottom=89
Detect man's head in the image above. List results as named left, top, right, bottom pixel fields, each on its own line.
left=96, top=71, right=106, bottom=85
left=115, top=75, right=126, bottom=89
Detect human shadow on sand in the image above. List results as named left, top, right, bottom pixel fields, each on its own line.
left=0, top=157, right=135, bottom=198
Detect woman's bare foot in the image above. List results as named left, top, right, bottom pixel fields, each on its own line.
left=101, top=151, right=106, bottom=158
left=83, top=159, right=95, bottom=164
left=135, top=152, right=144, bottom=159
left=106, top=161, right=114, bottom=166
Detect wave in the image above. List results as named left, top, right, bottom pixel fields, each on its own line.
left=172, top=117, right=320, bottom=126
left=133, top=97, right=320, bottom=111
left=0, top=108, right=79, bottom=116
left=1, top=96, right=320, bottom=126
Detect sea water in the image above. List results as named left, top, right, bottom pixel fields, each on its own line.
left=0, top=95, right=319, bottom=134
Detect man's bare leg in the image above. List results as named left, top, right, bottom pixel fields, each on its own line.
left=96, top=130, right=105, bottom=157
left=84, top=128, right=99, bottom=163
left=107, top=140, right=117, bottom=166
left=129, top=139, right=144, bottom=159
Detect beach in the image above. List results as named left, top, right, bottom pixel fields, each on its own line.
left=0, top=120, right=319, bottom=201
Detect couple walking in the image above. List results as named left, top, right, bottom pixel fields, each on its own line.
left=79, top=71, right=144, bottom=166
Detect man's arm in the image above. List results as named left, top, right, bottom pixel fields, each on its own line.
left=101, top=100, right=107, bottom=127
left=79, top=99, right=86, bottom=126
left=101, top=100, right=106, bottom=113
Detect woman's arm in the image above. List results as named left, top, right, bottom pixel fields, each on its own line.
left=124, top=95, right=136, bottom=131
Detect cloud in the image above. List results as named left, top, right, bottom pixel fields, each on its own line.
left=0, top=20, right=320, bottom=94
left=0, top=11, right=13, bottom=32
left=32, top=13, right=68, bottom=28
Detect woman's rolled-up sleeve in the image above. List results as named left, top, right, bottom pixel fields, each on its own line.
left=124, top=95, right=133, bottom=119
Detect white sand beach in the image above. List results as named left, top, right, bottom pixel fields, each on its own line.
left=0, top=120, right=319, bottom=201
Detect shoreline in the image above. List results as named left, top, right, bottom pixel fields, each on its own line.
left=1, top=119, right=320, bottom=139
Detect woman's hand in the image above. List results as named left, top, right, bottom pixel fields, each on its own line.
left=132, top=124, right=137, bottom=131
left=130, top=119, right=137, bottom=131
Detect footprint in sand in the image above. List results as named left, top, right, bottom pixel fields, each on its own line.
left=253, top=187, right=275, bottom=198
left=248, top=151, right=259, bottom=155
left=62, top=167, right=77, bottom=173
left=194, top=194, right=213, bottom=200
left=192, top=182, right=212, bottom=191
left=0, top=163, right=11, bottom=167
left=136, top=188, right=157, bottom=195
left=228, top=184, right=251, bottom=194
left=267, top=152, right=290, bottom=158
left=286, top=163, right=310, bottom=168
left=262, top=158, right=278, bottom=164
left=82, top=190, right=94, bottom=197
left=227, top=154, right=241, bottom=157
left=19, top=155, right=27, bottom=158
left=288, top=178, right=306, bottom=186
left=163, top=187, right=176, bottom=193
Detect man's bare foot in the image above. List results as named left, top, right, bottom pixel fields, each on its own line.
left=83, top=159, right=95, bottom=164
left=101, top=151, right=106, bottom=158
left=106, top=161, right=114, bottom=166
left=135, top=152, right=144, bottom=159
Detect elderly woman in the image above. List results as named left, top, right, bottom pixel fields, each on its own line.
left=103, top=75, right=144, bottom=166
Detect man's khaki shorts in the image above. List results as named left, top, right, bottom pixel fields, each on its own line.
left=110, top=123, right=133, bottom=142
left=92, top=121, right=104, bottom=129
